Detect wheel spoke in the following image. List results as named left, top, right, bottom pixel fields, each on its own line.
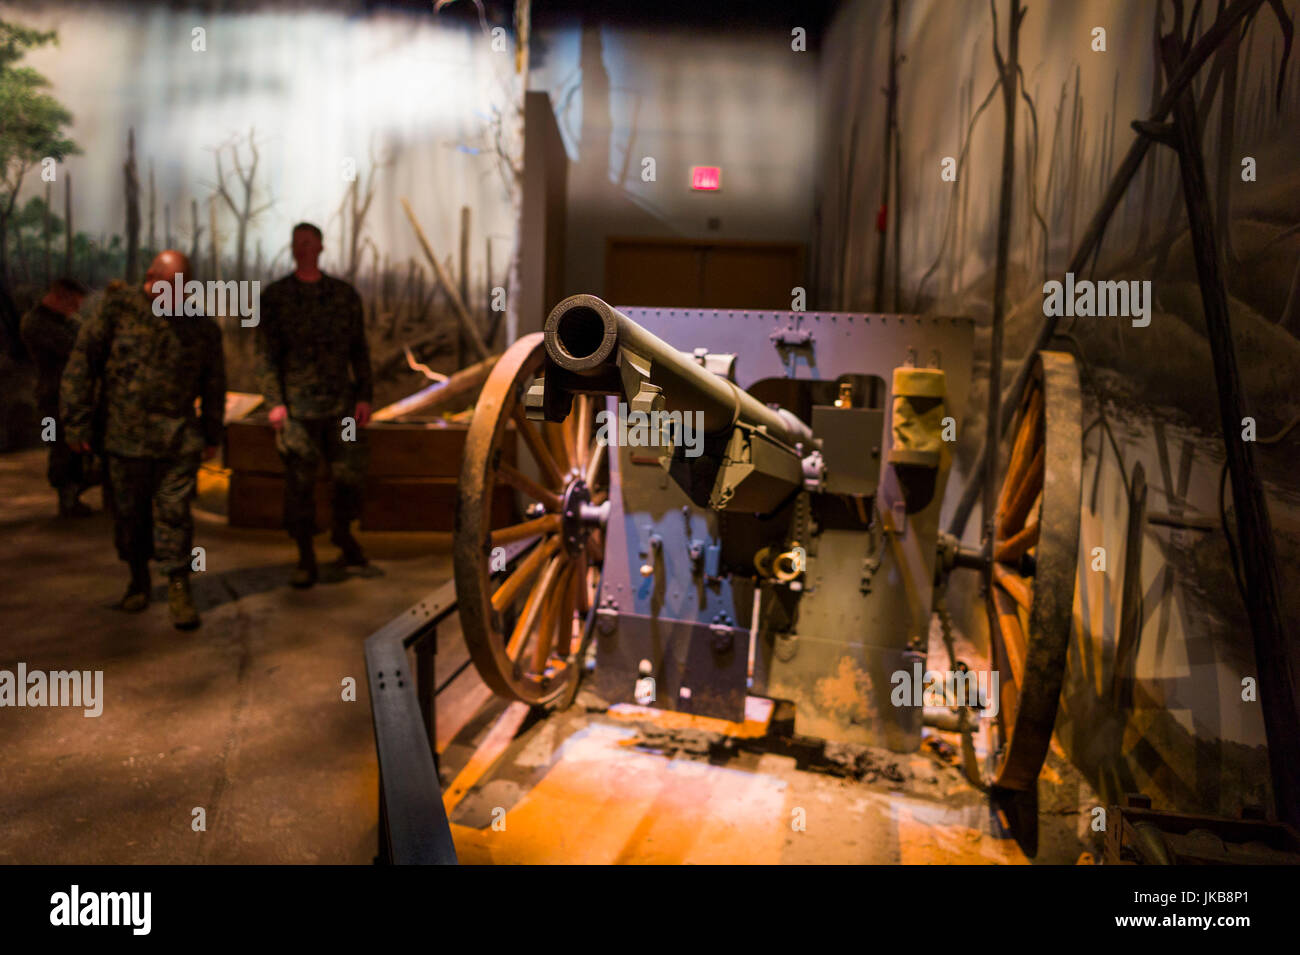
left=991, top=584, right=1027, bottom=688
left=575, top=395, right=592, bottom=472
left=512, top=405, right=566, bottom=489
left=573, top=548, right=590, bottom=616
left=545, top=421, right=572, bottom=477
left=534, top=562, right=574, bottom=673
left=527, top=561, right=568, bottom=673
left=584, top=438, right=607, bottom=491
left=994, top=495, right=1040, bottom=564
left=507, top=553, right=563, bottom=660
left=559, top=411, right=579, bottom=474
left=492, top=534, right=561, bottom=613
left=992, top=562, right=1033, bottom=612
left=997, top=443, right=1044, bottom=538
left=559, top=564, right=580, bottom=658
left=498, top=462, right=562, bottom=513
left=491, top=513, right=562, bottom=547
left=998, top=386, right=1043, bottom=517
left=586, top=527, right=604, bottom=563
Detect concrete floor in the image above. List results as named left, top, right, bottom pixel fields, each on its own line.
left=0, top=448, right=435, bottom=863
left=0, top=448, right=1095, bottom=865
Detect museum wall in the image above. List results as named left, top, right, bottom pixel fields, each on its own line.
left=528, top=17, right=820, bottom=298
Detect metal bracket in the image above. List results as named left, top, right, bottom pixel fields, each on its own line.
left=596, top=599, right=620, bottom=635
left=769, top=320, right=813, bottom=348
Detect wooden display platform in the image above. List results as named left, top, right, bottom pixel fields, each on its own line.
left=225, top=417, right=516, bottom=532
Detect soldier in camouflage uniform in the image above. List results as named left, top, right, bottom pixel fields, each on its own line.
left=62, top=251, right=226, bottom=630
left=20, top=278, right=90, bottom=516
left=255, top=222, right=372, bottom=588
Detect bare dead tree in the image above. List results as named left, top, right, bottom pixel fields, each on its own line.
left=124, top=128, right=140, bottom=282
left=912, top=68, right=1000, bottom=308
left=438, top=0, right=529, bottom=345
left=43, top=180, right=51, bottom=285
left=872, top=0, right=900, bottom=312
left=188, top=198, right=203, bottom=270
left=208, top=193, right=219, bottom=282
left=213, top=128, right=273, bottom=280
left=63, top=173, right=72, bottom=276
left=148, top=162, right=156, bottom=255
left=340, top=146, right=393, bottom=282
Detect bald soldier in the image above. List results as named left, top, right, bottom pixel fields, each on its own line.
left=62, top=251, right=226, bottom=630
left=255, top=222, right=372, bottom=588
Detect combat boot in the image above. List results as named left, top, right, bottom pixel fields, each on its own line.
left=291, top=533, right=318, bottom=588
left=168, top=573, right=200, bottom=630
left=58, top=484, right=93, bottom=518
left=120, top=561, right=151, bottom=613
left=331, top=521, right=367, bottom=567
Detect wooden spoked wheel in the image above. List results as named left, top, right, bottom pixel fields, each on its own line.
left=454, top=333, right=608, bottom=705
left=984, top=350, right=1083, bottom=791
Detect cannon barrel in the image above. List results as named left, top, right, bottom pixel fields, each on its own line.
left=543, top=294, right=813, bottom=449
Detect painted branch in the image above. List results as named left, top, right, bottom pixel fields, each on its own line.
left=370, top=352, right=500, bottom=421
left=872, top=0, right=899, bottom=312
left=1112, top=462, right=1146, bottom=710
left=400, top=197, right=490, bottom=362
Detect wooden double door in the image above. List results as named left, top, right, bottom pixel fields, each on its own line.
left=605, top=238, right=805, bottom=310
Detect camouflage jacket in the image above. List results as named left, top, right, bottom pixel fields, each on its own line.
left=20, top=304, right=81, bottom=417
left=61, top=282, right=227, bottom=458
left=254, top=273, right=372, bottom=419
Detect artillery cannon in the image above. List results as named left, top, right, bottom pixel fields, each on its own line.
left=454, top=295, right=1084, bottom=790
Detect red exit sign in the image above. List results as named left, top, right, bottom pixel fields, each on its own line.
left=691, top=166, right=721, bottom=191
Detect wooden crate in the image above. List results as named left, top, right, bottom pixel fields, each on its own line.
left=226, top=418, right=517, bottom=532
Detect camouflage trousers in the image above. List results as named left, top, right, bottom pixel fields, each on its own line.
left=276, top=415, right=368, bottom=538
left=106, top=453, right=200, bottom=575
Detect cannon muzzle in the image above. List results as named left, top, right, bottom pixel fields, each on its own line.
left=542, top=294, right=812, bottom=449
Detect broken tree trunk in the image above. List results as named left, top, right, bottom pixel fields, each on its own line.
left=189, top=198, right=202, bottom=269
left=148, top=163, right=156, bottom=255
left=400, top=198, right=490, bottom=363
left=371, top=352, right=501, bottom=422
left=124, top=129, right=140, bottom=283
left=459, top=205, right=471, bottom=366
left=872, top=0, right=899, bottom=313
